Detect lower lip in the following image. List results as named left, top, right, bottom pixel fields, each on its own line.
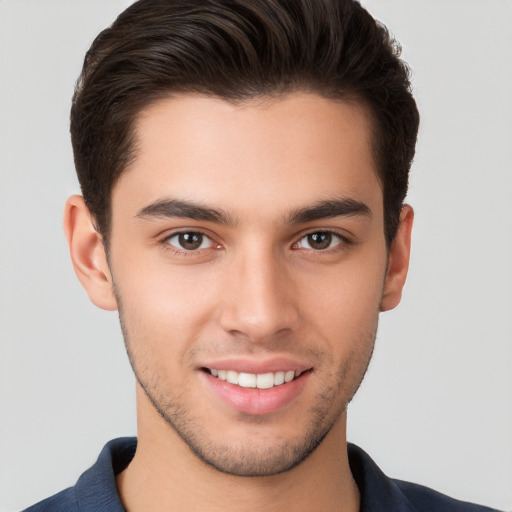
left=201, top=371, right=310, bottom=416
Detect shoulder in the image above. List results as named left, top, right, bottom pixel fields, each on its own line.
left=394, top=479, right=503, bottom=512
left=347, top=444, right=503, bottom=512
left=21, top=487, right=78, bottom=512
left=21, top=437, right=136, bottom=512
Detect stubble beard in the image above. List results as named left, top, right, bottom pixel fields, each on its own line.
left=117, top=304, right=377, bottom=477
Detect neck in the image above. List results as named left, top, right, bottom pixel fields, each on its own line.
left=117, top=387, right=360, bottom=512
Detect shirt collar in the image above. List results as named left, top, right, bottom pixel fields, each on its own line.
left=348, top=443, right=417, bottom=511
left=74, top=438, right=416, bottom=511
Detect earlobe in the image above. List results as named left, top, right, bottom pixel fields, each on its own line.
left=63, top=195, right=118, bottom=311
left=380, top=205, right=414, bottom=312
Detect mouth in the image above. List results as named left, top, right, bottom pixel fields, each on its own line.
left=200, top=364, right=312, bottom=415
left=202, top=368, right=309, bottom=389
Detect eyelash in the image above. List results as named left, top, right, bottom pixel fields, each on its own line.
left=160, top=229, right=351, bottom=256
left=292, top=231, right=350, bottom=252
left=161, top=231, right=220, bottom=257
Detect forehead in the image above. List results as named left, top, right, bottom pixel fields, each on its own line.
left=113, top=92, right=382, bottom=222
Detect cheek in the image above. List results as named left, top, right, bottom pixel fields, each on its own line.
left=111, top=235, right=387, bottom=354
left=296, top=249, right=386, bottom=351
left=113, top=259, right=222, bottom=346
left=302, top=252, right=386, bottom=316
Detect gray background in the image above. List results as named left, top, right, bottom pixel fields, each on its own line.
left=0, top=1, right=511, bottom=510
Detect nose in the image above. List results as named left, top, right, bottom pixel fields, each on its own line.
left=219, top=249, right=300, bottom=342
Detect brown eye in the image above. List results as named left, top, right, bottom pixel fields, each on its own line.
left=297, top=231, right=343, bottom=251
left=167, top=232, right=211, bottom=251
left=307, top=232, right=332, bottom=250
left=179, top=233, right=203, bottom=250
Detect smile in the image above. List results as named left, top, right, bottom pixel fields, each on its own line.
left=206, top=368, right=305, bottom=389
left=201, top=365, right=312, bottom=415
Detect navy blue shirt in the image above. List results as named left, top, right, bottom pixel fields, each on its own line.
left=23, top=438, right=502, bottom=511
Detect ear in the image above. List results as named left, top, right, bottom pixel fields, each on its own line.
left=63, top=195, right=118, bottom=311
left=380, top=205, right=414, bottom=312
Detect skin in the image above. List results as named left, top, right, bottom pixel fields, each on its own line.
left=64, top=92, right=413, bottom=512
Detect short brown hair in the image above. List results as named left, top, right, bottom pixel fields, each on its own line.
left=71, top=0, right=419, bottom=247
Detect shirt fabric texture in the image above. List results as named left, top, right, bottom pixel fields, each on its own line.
left=23, top=437, right=502, bottom=512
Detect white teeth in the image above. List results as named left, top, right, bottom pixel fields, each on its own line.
left=208, top=368, right=305, bottom=388
left=284, top=370, right=295, bottom=383
left=238, top=373, right=256, bottom=388
left=226, top=370, right=239, bottom=385
left=274, top=371, right=285, bottom=386
left=238, top=372, right=257, bottom=388
left=256, top=372, right=274, bottom=389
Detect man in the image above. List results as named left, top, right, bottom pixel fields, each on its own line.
left=22, top=0, right=502, bottom=510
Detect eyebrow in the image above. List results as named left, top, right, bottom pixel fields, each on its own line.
left=136, top=197, right=372, bottom=226
left=136, top=198, right=237, bottom=226
left=287, top=198, right=372, bottom=224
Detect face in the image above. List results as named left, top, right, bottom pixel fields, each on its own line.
left=94, top=93, right=404, bottom=476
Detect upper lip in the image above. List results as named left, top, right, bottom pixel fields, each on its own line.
left=198, top=357, right=313, bottom=374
